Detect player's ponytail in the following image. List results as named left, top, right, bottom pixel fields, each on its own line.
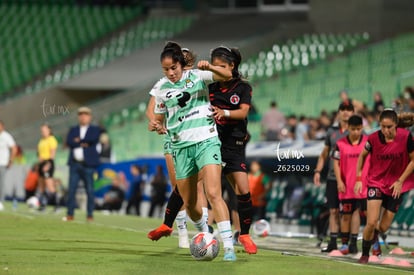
left=397, top=112, right=414, bottom=128
left=161, top=41, right=186, bottom=68
left=182, top=48, right=197, bottom=69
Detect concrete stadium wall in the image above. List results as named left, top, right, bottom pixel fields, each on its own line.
left=309, top=0, right=414, bottom=40
left=0, top=87, right=114, bottom=131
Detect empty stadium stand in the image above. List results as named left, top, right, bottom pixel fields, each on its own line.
left=0, top=2, right=144, bottom=96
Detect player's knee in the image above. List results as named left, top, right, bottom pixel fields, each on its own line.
left=330, top=208, right=339, bottom=216
left=341, top=214, right=351, bottom=223
left=365, top=220, right=376, bottom=231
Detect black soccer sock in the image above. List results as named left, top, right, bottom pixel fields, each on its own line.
left=350, top=234, right=358, bottom=245
left=329, top=232, right=338, bottom=247
left=237, top=192, right=253, bottom=235
left=362, top=239, right=372, bottom=256
left=40, top=192, right=48, bottom=207
left=373, top=229, right=380, bottom=243
left=340, top=232, right=350, bottom=245
left=163, top=187, right=183, bottom=228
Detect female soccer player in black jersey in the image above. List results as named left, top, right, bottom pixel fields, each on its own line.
left=208, top=46, right=257, bottom=254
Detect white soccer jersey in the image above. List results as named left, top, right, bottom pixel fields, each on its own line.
left=150, top=70, right=217, bottom=148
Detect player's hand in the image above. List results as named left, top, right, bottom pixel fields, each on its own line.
left=212, top=106, right=226, bottom=121
left=390, top=179, right=403, bottom=199
left=151, top=120, right=167, bottom=135
left=197, top=60, right=211, bottom=71
left=354, top=181, right=362, bottom=195
left=313, top=173, right=321, bottom=186
left=337, top=181, right=345, bottom=193
left=148, top=120, right=159, bottom=132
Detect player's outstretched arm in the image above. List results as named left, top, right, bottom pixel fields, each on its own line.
left=197, top=60, right=232, bottom=82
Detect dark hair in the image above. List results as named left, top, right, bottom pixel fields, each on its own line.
left=182, top=48, right=197, bottom=68
left=379, top=108, right=398, bottom=124
left=397, top=112, right=414, bottom=128
left=211, top=46, right=242, bottom=78
left=348, top=115, right=363, bottom=126
left=160, top=41, right=186, bottom=68
left=131, top=164, right=141, bottom=172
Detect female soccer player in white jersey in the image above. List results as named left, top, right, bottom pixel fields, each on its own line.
left=355, top=109, right=414, bottom=264
left=149, top=41, right=236, bottom=261
left=146, top=48, right=209, bottom=249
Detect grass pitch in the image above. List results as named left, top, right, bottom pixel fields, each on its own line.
left=0, top=203, right=413, bottom=275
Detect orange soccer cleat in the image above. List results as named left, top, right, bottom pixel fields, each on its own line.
left=239, top=234, right=257, bottom=254
left=147, top=224, right=173, bottom=241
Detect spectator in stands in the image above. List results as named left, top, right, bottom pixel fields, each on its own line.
left=392, top=87, right=413, bottom=113
left=295, top=115, right=309, bottom=143
left=0, top=120, right=17, bottom=211
left=308, top=117, right=326, bottom=140
left=14, top=145, right=26, bottom=165
left=319, top=111, right=331, bottom=132
left=37, top=124, right=58, bottom=211
left=95, top=173, right=126, bottom=212
left=281, top=114, right=297, bottom=141
left=148, top=165, right=168, bottom=218
left=64, top=106, right=102, bottom=222
left=372, top=91, right=385, bottom=115
left=365, top=111, right=379, bottom=131
left=261, top=101, right=286, bottom=141
left=339, top=90, right=364, bottom=113
left=99, top=132, right=112, bottom=163
left=126, top=164, right=144, bottom=216
left=248, top=160, right=271, bottom=221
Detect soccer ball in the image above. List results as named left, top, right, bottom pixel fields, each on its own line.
left=252, top=219, right=271, bottom=237
left=189, top=232, right=220, bottom=261
left=26, top=196, right=40, bottom=209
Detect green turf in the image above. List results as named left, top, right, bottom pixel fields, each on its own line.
left=0, top=203, right=412, bottom=275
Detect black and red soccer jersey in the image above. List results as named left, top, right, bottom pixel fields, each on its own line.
left=209, top=78, right=252, bottom=146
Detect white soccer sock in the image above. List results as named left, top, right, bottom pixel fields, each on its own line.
left=192, top=216, right=209, bottom=232
left=217, top=220, right=234, bottom=250
left=176, top=210, right=188, bottom=237
left=202, top=207, right=209, bottom=224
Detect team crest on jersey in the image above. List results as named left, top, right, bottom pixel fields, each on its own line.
left=185, top=79, right=194, bottom=88
left=230, top=94, right=240, bottom=105
left=368, top=188, right=376, bottom=198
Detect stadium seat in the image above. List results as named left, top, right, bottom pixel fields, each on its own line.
left=0, top=2, right=144, bottom=95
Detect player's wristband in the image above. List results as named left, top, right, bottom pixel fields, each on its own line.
left=223, top=109, right=230, bottom=118
left=314, top=169, right=321, bottom=174
left=356, top=176, right=362, bottom=181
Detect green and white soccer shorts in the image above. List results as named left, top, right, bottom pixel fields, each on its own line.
left=163, top=138, right=173, bottom=155
left=172, top=136, right=222, bottom=179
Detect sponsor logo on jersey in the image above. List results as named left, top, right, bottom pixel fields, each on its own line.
left=157, top=103, right=165, bottom=109
left=230, top=94, right=240, bottom=105
left=178, top=110, right=200, bottom=122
